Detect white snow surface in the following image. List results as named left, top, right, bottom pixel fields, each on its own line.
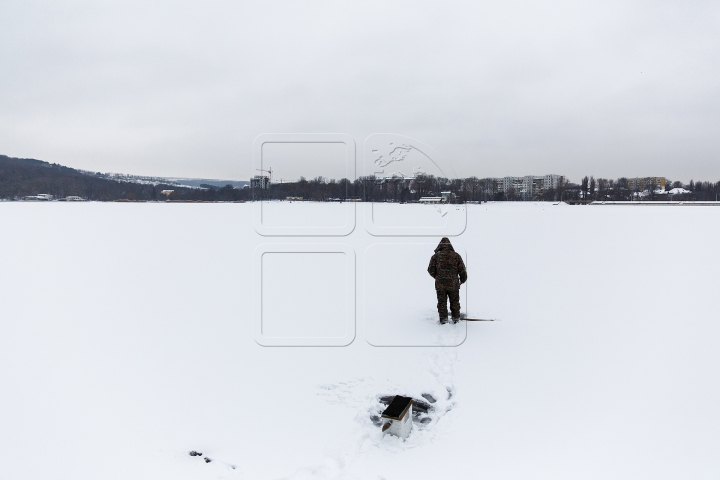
left=1, top=202, right=720, bottom=479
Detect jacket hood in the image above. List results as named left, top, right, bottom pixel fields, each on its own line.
left=434, top=237, right=455, bottom=253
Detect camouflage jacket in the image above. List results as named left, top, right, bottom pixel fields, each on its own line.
left=427, top=238, right=467, bottom=290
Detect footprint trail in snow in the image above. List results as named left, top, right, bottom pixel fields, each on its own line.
left=287, top=335, right=462, bottom=479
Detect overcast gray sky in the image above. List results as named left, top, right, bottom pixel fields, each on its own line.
left=1, top=0, right=719, bottom=183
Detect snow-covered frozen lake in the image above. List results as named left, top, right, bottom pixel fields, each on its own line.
left=1, top=202, right=719, bottom=479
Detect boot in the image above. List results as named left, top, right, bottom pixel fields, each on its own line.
left=439, top=317, right=448, bottom=325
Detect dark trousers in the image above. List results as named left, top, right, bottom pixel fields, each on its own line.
left=436, top=288, right=461, bottom=319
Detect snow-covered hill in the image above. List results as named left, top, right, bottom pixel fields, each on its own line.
left=1, top=202, right=719, bottom=479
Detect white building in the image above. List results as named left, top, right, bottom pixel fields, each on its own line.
left=486, top=175, right=565, bottom=199
left=24, top=194, right=53, bottom=201
left=251, top=175, right=270, bottom=190
left=419, top=191, right=454, bottom=204
left=419, top=197, right=443, bottom=204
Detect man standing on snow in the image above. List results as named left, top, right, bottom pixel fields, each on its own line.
left=427, top=237, right=467, bottom=324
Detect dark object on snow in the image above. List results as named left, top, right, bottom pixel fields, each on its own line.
left=375, top=395, right=434, bottom=429
left=437, top=288, right=461, bottom=322
left=461, top=317, right=495, bottom=321
left=428, top=238, right=466, bottom=321
left=381, top=396, right=414, bottom=439
left=378, top=395, right=432, bottom=416
left=421, top=393, right=437, bottom=404
left=189, top=451, right=203, bottom=457
left=409, top=399, right=431, bottom=415
left=204, top=457, right=212, bottom=463
left=428, top=238, right=467, bottom=289
left=381, top=395, right=414, bottom=420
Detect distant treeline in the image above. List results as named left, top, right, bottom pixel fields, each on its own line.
left=571, top=176, right=720, bottom=202
left=0, top=155, right=247, bottom=201
left=2, top=155, right=719, bottom=202
left=255, top=175, right=720, bottom=202
left=256, top=175, right=473, bottom=202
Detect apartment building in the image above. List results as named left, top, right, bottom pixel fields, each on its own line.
left=627, top=177, right=666, bottom=191
left=250, top=175, right=270, bottom=190
left=482, top=174, right=565, bottom=199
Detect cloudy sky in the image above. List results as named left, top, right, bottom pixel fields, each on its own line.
left=1, top=0, right=718, bottom=182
